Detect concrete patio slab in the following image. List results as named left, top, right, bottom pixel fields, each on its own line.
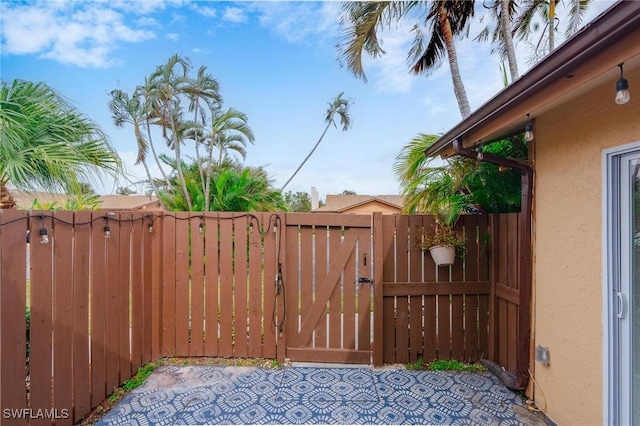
left=97, top=365, right=553, bottom=425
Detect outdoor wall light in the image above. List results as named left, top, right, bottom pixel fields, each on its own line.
left=39, top=216, right=49, bottom=245
left=104, top=218, right=111, bottom=239
left=524, top=115, right=535, bottom=142
left=198, top=220, right=204, bottom=234
left=148, top=221, right=154, bottom=233
left=615, top=63, right=631, bottom=105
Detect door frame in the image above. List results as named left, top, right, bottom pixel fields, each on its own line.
left=603, top=140, right=640, bottom=425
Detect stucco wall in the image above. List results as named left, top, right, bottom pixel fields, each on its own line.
left=532, top=66, right=640, bottom=425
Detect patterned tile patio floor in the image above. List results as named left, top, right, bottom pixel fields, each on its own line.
left=97, top=365, right=553, bottom=425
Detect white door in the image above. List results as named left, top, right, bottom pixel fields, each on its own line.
left=605, top=145, right=640, bottom=425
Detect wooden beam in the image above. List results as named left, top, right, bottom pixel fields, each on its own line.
left=382, top=281, right=490, bottom=296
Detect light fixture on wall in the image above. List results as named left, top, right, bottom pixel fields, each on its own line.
left=39, top=215, right=49, bottom=245
left=524, top=114, right=535, bottom=142
left=615, top=63, right=631, bottom=105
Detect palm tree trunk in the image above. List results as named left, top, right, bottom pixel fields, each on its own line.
left=440, top=9, right=471, bottom=119
left=167, top=100, right=192, bottom=211
left=193, top=102, right=207, bottom=196
left=205, top=141, right=216, bottom=212
left=146, top=120, right=173, bottom=190
left=141, top=159, right=167, bottom=210
left=281, top=121, right=332, bottom=191
left=0, top=180, right=16, bottom=210
left=500, top=0, right=519, bottom=81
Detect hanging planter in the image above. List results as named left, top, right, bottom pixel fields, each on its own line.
left=418, top=224, right=466, bottom=266
left=429, top=245, right=456, bottom=266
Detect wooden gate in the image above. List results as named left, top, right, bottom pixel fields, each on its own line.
left=283, top=214, right=373, bottom=363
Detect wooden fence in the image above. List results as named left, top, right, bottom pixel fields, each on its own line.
left=374, top=213, right=491, bottom=365
left=0, top=210, right=521, bottom=424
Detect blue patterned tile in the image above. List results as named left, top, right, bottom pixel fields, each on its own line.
left=98, top=365, right=552, bottom=425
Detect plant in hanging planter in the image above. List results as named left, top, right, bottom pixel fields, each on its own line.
left=419, top=223, right=466, bottom=266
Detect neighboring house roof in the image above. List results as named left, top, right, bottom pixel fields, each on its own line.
left=425, top=1, right=640, bottom=159
left=313, top=195, right=403, bottom=213
left=11, top=191, right=162, bottom=211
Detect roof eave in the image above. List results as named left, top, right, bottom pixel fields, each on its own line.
left=425, top=0, right=640, bottom=158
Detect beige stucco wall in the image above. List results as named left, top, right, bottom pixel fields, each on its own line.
left=532, top=66, right=640, bottom=425
left=342, top=201, right=401, bottom=215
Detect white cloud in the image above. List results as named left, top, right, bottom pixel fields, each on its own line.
left=0, top=2, right=155, bottom=68
left=192, top=47, right=210, bottom=55
left=223, top=7, right=247, bottom=23
left=167, top=33, right=180, bottom=41
left=192, top=4, right=217, bottom=18
left=252, top=2, right=341, bottom=44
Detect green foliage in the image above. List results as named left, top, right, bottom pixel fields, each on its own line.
left=0, top=79, right=122, bottom=207
left=406, top=358, right=425, bottom=370
left=116, top=186, right=137, bottom=195
left=30, top=192, right=102, bottom=211
left=419, top=224, right=466, bottom=254
left=394, top=133, right=527, bottom=223
left=284, top=191, right=312, bottom=212
left=157, top=157, right=287, bottom=212
left=428, top=359, right=486, bottom=372
left=122, top=361, right=159, bottom=391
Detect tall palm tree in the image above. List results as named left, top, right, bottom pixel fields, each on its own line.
left=108, top=89, right=167, bottom=209
left=280, top=92, right=352, bottom=191
left=203, top=107, right=255, bottom=212
left=148, top=54, right=193, bottom=209
left=0, top=79, right=122, bottom=209
left=184, top=65, right=221, bottom=187
left=475, top=0, right=520, bottom=81
left=515, top=0, right=591, bottom=60
left=340, top=1, right=475, bottom=118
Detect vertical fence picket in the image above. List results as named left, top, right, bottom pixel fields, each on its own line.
left=141, top=214, right=153, bottom=364
left=131, top=213, right=144, bottom=373
left=328, top=227, right=341, bottom=349
left=90, top=212, right=107, bottom=407
left=248, top=215, right=262, bottom=357
left=394, top=216, right=409, bottom=363
left=234, top=216, right=248, bottom=357
left=342, top=227, right=357, bottom=351
left=0, top=210, right=28, bottom=425
left=299, top=226, right=313, bottom=347
left=150, top=214, right=163, bottom=360
left=117, top=213, right=132, bottom=383
left=313, top=225, right=328, bottom=349
left=72, top=212, right=91, bottom=421
left=105, top=215, right=120, bottom=395
left=174, top=213, right=190, bottom=356
left=29, top=212, right=53, bottom=426
left=262, top=213, right=277, bottom=358
left=162, top=215, right=176, bottom=356
left=53, top=211, right=74, bottom=426
left=408, top=215, right=423, bottom=362
left=381, top=215, right=396, bottom=363
left=190, top=214, right=205, bottom=357
left=204, top=214, right=219, bottom=356
left=218, top=214, right=234, bottom=357
left=284, top=221, right=299, bottom=350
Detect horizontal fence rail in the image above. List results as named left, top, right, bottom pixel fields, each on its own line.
left=377, top=214, right=491, bottom=365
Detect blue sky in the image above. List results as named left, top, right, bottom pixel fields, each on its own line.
left=1, top=0, right=614, bottom=198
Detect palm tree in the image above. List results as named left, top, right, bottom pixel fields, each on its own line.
left=340, top=1, right=475, bottom=118
left=0, top=79, right=122, bottom=209
left=202, top=107, right=255, bottom=212
left=184, top=65, right=221, bottom=187
left=515, top=0, right=592, bottom=61
left=475, top=0, right=520, bottom=81
left=393, top=132, right=526, bottom=217
left=148, top=54, right=193, bottom=209
left=281, top=92, right=352, bottom=191
left=108, top=88, right=167, bottom=209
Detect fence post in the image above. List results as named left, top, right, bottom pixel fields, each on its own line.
left=372, top=212, right=384, bottom=366
left=488, top=214, right=499, bottom=361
